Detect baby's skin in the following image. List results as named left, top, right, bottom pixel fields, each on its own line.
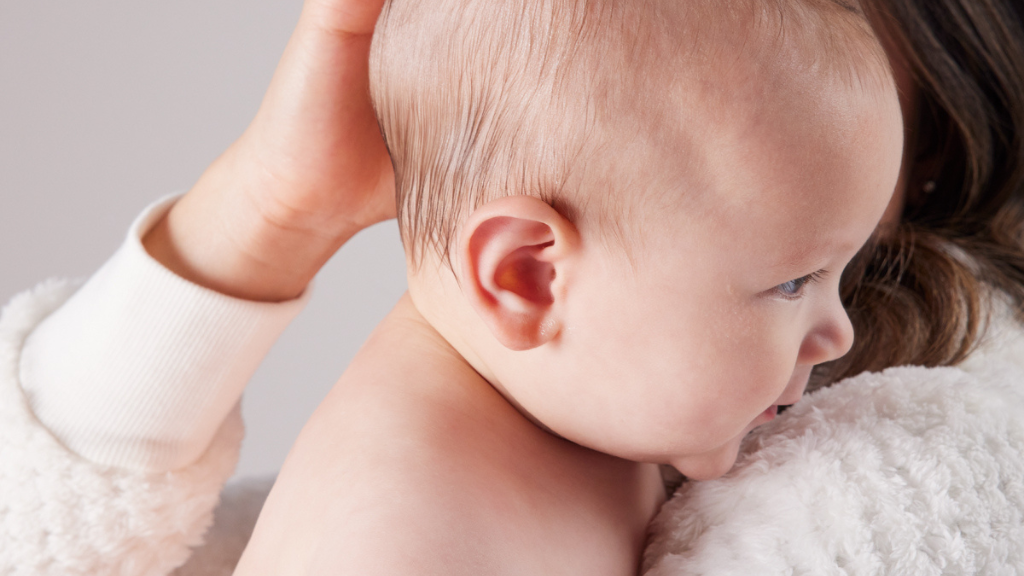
left=236, top=294, right=665, bottom=574
left=232, top=3, right=905, bottom=575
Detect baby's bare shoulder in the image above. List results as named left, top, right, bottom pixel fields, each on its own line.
left=238, top=319, right=549, bottom=574
left=237, top=300, right=645, bottom=575
left=241, top=427, right=514, bottom=575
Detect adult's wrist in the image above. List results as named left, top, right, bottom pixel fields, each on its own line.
left=143, top=156, right=357, bottom=302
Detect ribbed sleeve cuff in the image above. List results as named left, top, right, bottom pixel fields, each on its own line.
left=18, top=193, right=312, bottom=472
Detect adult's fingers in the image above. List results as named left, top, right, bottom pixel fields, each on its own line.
left=300, top=0, right=387, bottom=38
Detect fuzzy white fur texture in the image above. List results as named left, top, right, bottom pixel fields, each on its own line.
left=2, top=279, right=1023, bottom=575
left=0, top=279, right=242, bottom=576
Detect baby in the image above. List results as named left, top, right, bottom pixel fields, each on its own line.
left=234, top=0, right=903, bottom=573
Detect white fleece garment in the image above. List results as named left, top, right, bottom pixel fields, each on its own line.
left=18, top=193, right=310, bottom=472
left=0, top=278, right=243, bottom=575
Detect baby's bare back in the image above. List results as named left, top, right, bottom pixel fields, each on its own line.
left=232, top=295, right=664, bottom=575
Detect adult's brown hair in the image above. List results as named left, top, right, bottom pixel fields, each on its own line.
left=812, top=0, right=1024, bottom=387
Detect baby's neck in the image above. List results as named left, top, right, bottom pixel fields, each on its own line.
left=321, top=294, right=666, bottom=574
left=238, top=294, right=666, bottom=575
left=389, top=294, right=668, bottom=566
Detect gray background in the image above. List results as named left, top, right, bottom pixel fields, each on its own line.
left=0, top=2, right=408, bottom=480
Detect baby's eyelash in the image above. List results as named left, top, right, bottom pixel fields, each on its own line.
left=773, top=270, right=827, bottom=300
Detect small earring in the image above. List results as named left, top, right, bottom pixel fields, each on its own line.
left=922, top=180, right=937, bottom=194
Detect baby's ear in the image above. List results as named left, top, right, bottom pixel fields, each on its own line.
left=458, top=196, right=580, bottom=351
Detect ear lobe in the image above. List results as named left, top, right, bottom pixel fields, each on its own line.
left=459, top=196, right=578, bottom=351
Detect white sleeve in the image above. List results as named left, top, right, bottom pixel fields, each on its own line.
left=17, top=193, right=312, bottom=472
left=1, top=276, right=243, bottom=575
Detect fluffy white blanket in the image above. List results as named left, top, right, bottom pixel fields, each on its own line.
left=645, top=364, right=1024, bottom=574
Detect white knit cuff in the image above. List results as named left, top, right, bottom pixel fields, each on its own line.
left=18, top=193, right=312, bottom=472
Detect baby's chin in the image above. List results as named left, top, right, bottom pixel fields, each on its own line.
left=669, top=436, right=745, bottom=481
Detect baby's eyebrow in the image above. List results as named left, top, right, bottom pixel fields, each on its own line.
left=768, top=245, right=825, bottom=271
left=768, top=232, right=869, bottom=273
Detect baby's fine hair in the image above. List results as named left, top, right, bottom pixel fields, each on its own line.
left=369, top=0, right=890, bottom=267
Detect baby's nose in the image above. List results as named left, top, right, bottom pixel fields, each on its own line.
left=798, top=302, right=855, bottom=365
left=829, top=307, right=855, bottom=360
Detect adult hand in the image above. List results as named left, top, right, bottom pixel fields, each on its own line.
left=144, top=0, right=395, bottom=302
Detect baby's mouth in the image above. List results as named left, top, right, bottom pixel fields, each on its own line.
left=759, top=401, right=798, bottom=425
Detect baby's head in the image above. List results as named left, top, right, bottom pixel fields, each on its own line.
left=369, top=0, right=904, bottom=479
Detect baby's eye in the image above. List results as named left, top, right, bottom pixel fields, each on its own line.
left=773, top=271, right=825, bottom=300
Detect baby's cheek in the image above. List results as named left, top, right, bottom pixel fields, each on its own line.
left=715, top=316, right=796, bottom=398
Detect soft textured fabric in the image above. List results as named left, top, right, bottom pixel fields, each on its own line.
left=0, top=278, right=243, bottom=575
left=18, top=193, right=311, bottom=472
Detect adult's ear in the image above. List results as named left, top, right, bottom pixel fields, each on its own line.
left=458, top=195, right=580, bottom=351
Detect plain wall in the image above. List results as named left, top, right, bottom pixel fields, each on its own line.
left=0, top=2, right=408, bottom=480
